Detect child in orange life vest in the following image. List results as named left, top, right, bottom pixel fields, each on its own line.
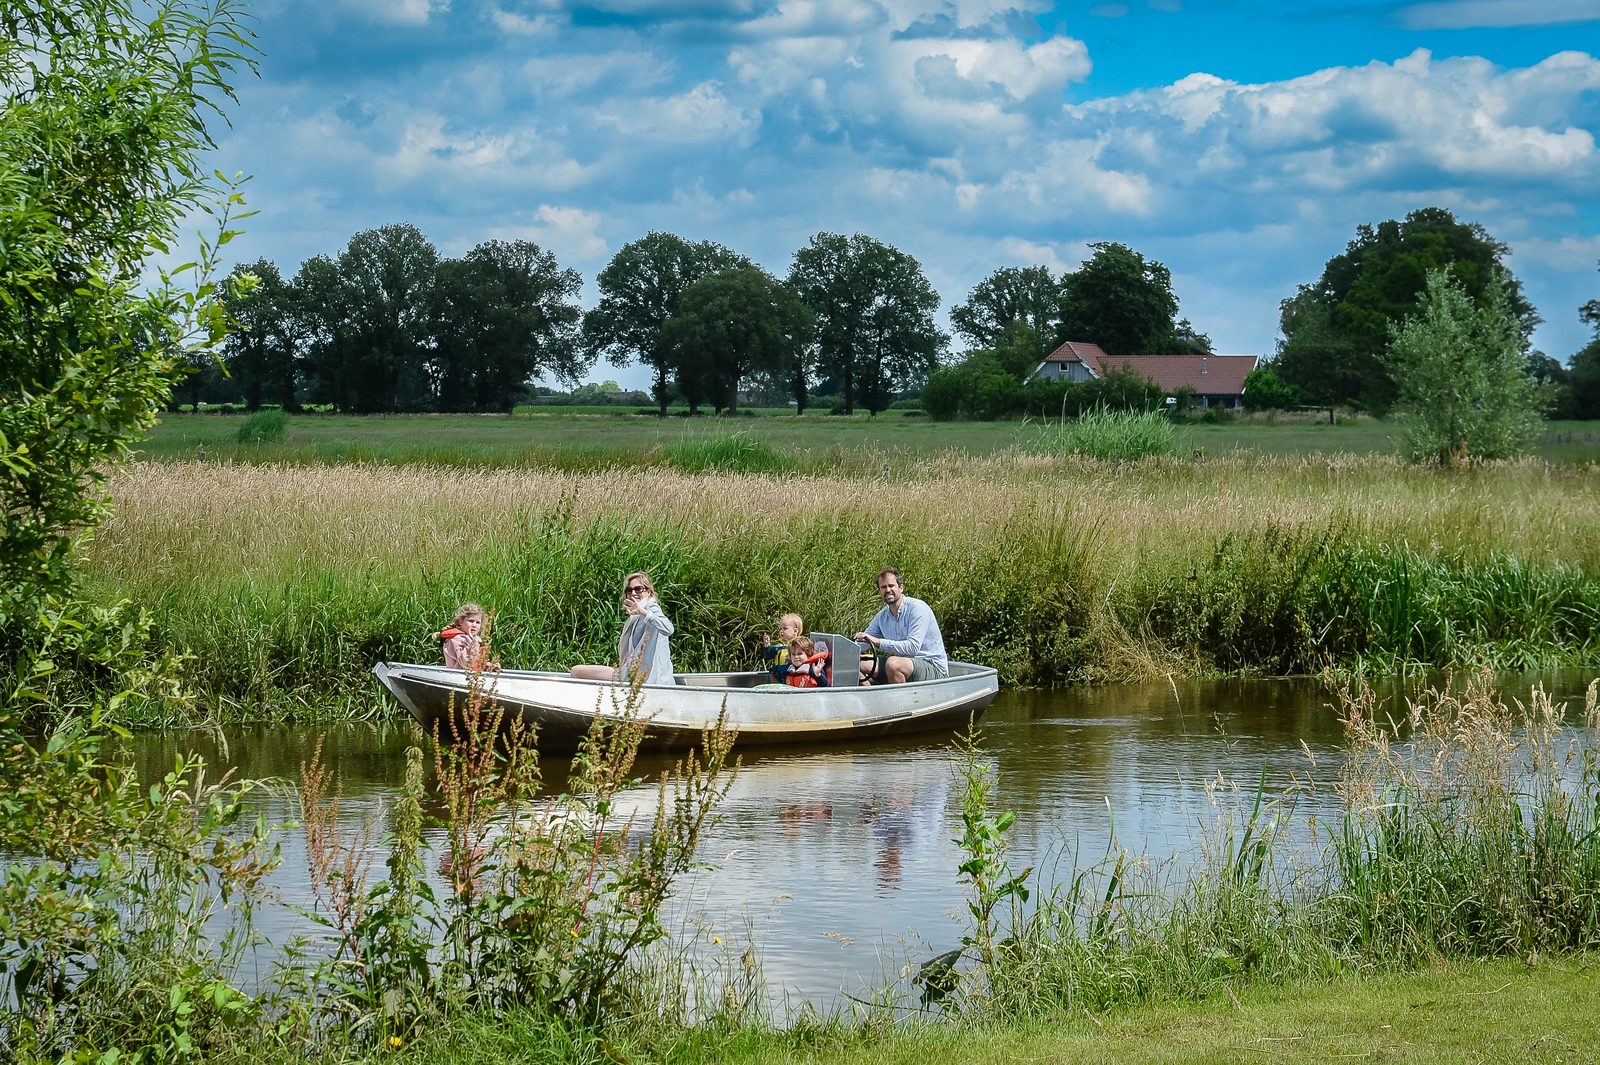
left=437, top=603, right=500, bottom=672
left=784, top=635, right=830, bottom=688
left=761, top=612, right=804, bottom=683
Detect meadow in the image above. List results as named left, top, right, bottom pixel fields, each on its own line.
left=83, top=415, right=1600, bottom=722
left=138, top=409, right=1600, bottom=470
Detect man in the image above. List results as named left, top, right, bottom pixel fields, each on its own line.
left=854, top=567, right=948, bottom=684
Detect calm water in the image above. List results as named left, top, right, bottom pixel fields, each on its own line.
left=126, top=671, right=1597, bottom=1009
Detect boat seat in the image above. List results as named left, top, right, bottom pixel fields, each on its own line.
left=811, top=632, right=860, bottom=687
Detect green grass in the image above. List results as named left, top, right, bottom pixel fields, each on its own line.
left=136, top=412, right=1600, bottom=469
left=365, top=957, right=1599, bottom=1065
left=1026, top=407, right=1179, bottom=460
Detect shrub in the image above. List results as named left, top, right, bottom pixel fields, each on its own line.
left=235, top=408, right=289, bottom=444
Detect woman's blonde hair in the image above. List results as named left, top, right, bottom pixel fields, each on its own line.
left=621, top=571, right=656, bottom=598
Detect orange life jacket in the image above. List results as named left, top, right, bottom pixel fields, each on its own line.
left=785, top=650, right=829, bottom=688
left=436, top=627, right=491, bottom=670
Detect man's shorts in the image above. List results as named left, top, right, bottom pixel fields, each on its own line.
left=873, top=656, right=944, bottom=683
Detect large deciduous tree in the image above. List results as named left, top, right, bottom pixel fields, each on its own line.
left=1276, top=207, right=1538, bottom=413
left=295, top=226, right=439, bottom=412
left=293, top=253, right=354, bottom=410
left=788, top=233, right=946, bottom=414
left=432, top=240, right=587, bottom=412
left=0, top=0, right=254, bottom=686
left=222, top=260, right=301, bottom=411
left=1386, top=267, right=1547, bottom=465
left=336, top=224, right=439, bottom=412
left=859, top=251, right=944, bottom=414
left=951, top=265, right=1062, bottom=357
left=1555, top=262, right=1600, bottom=419
left=1057, top=243, right=1197, bottom=357
left=583, top=232, right=749, bottom=416
left=661, top=267, right=814, bottom=414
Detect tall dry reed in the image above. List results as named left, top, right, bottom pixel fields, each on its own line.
left=82, top=458, right=1600, bottom=721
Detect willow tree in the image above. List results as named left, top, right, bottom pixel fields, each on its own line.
left=1386, top=268, right=1548, bottom=465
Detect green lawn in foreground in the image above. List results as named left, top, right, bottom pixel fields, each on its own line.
left=382, top=957, right=1598, bottom=1065
left=136, top=411, right=1600, bottom=467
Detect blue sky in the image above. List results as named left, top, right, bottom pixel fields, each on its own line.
left=212, top=0, right=1600, bottom=387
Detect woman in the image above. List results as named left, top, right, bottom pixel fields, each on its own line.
left=569, top=571, right=676, bottom=685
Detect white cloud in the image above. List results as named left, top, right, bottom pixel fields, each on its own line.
left=1091, top=49, right=1600, bottom=191
left=1399, top=0, right=1600, bottom=29
left=598, top=82, right=761, bottom=143
left=520, top=49, right=676, bottom=98
left=991, top=236, right=1075, bottom=275
left=486, top=205, right=609, bottom=261
left=733, top=0, right=885, bottom=39
left=901, top=36, right=1091, bottom=102
left=339, top=0, right=444, bottom=25
left=488, top=5, right=554, bottom=34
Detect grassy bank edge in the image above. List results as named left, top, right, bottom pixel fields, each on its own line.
left=380, top=956, right=1599, bottom=1065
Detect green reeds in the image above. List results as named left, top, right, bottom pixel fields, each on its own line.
left=663, top=430, right=796, bottom=475
left=78, top=459, right=1600, bottom=724
left=1024, top=407, right=1179, bottom=461
left=953, top=676, right=1600, bottom=1023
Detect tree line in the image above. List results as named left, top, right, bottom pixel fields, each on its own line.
left=209, top=209, right=1599, bottom=422
left=212, top=226, right=946, bottom=416
left=929, top=207, right=1598, bottom=427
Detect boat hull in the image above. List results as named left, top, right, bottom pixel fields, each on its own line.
left=372, top=661, right=999, bottom=753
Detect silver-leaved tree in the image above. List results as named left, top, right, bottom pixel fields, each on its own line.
left=1386, top=267, right=1549, bottom=466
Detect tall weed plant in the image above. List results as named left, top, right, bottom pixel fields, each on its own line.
left=293, top=664, right=738, bottom=1045
left=0, top=706, right=279, bottom=1061
left=1329, top=672, right=1600, bottom=959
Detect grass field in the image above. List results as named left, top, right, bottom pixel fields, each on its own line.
left=83, top=442, right=1600, bottom=722
left=138, top=410, right=1600, bottom=468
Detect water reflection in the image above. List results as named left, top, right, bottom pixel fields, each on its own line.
left=123, top=670, right=1597, bottom=1010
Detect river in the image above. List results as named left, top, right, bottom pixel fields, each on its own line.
left=123, top=670, right=1597, bottom=1012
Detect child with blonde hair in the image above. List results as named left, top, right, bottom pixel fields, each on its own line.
left=761, top=612, right=804, bottom=683
left=437, top=602, right=500, bottom=672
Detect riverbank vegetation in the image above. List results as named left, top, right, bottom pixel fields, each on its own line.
left=7, top=672, right=1599, bottom=1062
left=81, top=451, right=1600, bottom=724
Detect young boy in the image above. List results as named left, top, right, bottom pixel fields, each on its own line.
left=761, top=613, right=804, bottom=683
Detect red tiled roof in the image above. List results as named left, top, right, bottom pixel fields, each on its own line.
left=1041, top=340, right=1109, bottom=375
left=1099, top=354, right=1258, bottom=396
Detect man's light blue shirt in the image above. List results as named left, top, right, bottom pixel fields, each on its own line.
left=865, top=595, right=948, bottom=675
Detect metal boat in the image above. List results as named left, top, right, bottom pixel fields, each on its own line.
left=372, top=633, right=999, bottom=752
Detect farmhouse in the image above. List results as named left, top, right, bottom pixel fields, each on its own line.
left=1028, top=341, right=1259, bottom=409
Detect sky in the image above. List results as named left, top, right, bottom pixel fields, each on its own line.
left=210, top=0, right=1600, bottom=388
